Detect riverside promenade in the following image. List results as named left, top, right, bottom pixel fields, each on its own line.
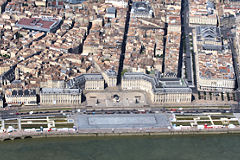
left=1, top=127, right=240, bottom=141
left=1, top=112, right=240, bottom=141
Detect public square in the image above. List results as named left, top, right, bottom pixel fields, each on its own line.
left=74, top=113, right=171, bottom=129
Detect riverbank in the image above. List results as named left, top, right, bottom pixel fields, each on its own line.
left=2, top=127, right=240, bottom=141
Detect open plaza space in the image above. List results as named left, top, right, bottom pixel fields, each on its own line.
left=86, top=91, right=148, bottom=108
left=74, top=113, right=171, bottom=129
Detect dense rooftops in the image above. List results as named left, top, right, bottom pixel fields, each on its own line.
left=198, top=50, right=235, bottom=80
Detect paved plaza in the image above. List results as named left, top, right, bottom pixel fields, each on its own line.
left=74, top=113, right=171, bottom=129
left=86, top=91, right=148, bottom=107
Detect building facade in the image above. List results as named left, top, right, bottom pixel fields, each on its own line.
left=105, top=0, right=128, bottom=8
left=189, top=15, right=218, bottom=26
left=0, top=67, right=16, bottom=87
left=5, top=89, right=37, bottom=106
left=40, top=88, right=81, bottom=105
left=67, top=73, right=104, bottom=90
left=102, top=70, right=117, bottom=87
left=122, top=72, right=192, bottom=104
left=85, top=74, right=104, bottom=90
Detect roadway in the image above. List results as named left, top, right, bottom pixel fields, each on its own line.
left=229, top=38, right=240, bottom=88
left=229, top=38, right=240, bottom=103
left=181, top=0, right=195, bottom=88
left=117, top=0, right=132, bottom=85
left=0, top=106, right=239, bottom=120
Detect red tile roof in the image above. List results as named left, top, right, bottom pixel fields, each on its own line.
left=17, top=18, right=55, bottom=29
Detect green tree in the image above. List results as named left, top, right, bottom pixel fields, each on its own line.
left=121, top=69, right=128, bottom=76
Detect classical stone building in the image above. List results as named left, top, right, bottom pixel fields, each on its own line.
left=40, top=88, right=81, bottom=105
left=105, top=0, right=128, bottom=8
left=67, top=73, right=104, bottom=90
left=5, top=89, right=37, bottom=106
left=193, top=26, right=236, bottom=92
left=0, top=67, right=15, bottom=86
left=105, top=7, right=116, bottom=19
left=85, top=75, right=104, bottom=90
left=189, top=15, right=217, bottom=26
left=102, top=70, right=117, bottom=87
left=189, top=1, right=217, bottom=26
left=122, top=72, right=192, bottom=104
left=131, top=2, right=153, bottom=18
left=16, top=17, right=61, bottom=33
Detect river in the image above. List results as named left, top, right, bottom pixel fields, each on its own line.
left=0, top=134, right=240, bottom=160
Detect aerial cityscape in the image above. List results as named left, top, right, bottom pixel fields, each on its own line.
left=2, top=0, right=240, bottom=159
left=0, top=0, right=238, bottom=107
left=2, top=0, right=240, bottom=158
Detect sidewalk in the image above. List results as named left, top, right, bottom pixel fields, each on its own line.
left=1, top=127, right=240, bottom=141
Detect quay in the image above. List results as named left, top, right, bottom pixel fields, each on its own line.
left=2, top=127, right=240, bottom=142
left=1, top=112, right=240, bottom=141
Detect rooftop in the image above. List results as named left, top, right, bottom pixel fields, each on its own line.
left=7, top=89, right=36, bottom=96
left=131, top=1, right=153, bottom=18
left=196, top=26, right=221, bottom=42
left=122, top=72, right=192, bottom=94
left=41, top=88, right=81, bottom=94
left=16, top=17, right=61, bottom=32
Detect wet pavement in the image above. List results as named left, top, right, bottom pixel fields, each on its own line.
left=74, top=113, right=171, bottom=129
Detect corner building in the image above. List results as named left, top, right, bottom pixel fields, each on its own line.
left=121, top=72, right=192, bottom=104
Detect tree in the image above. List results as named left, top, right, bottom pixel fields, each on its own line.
left=156, top=54, right=163, bottom=58
left=121, top=69, right=128, bottom=76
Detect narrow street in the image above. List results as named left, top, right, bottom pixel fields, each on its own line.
left=229, top=38, right=240, bottom=103
left=117, top=0, right=132, bottom=85
left=181, top=0, right=195, bottom=88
